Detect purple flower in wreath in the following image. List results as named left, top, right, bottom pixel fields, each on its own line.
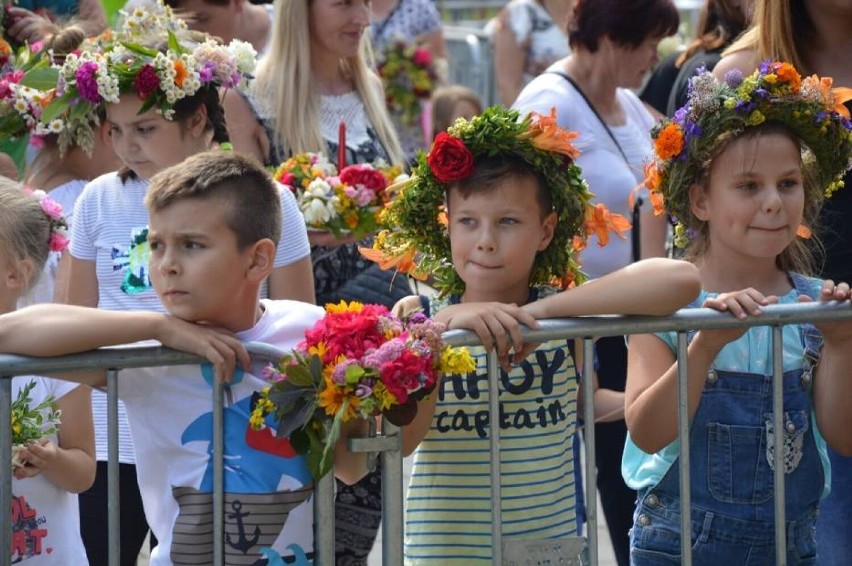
left=75, top=61, right=102, bottom=104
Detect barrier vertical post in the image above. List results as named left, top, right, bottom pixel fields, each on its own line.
left=676, top=331, right=692, bottom=566
left=314, top=465, right=335, bottom=564
left=381, top=420, right=404, bottom=563
left=213, top=380, right=224, bottom=566
left=582, top=338, right=598, bottom=565
left=487, top=351, right=502, bottom=564
left=0, top=376, right=11, bottom=566
left=107, top=370, right=121, bottom=566
left=772, top=326, right=786, bottom=565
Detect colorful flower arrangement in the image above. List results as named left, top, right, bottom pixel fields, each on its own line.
left=361, top=106, right=630, bottom=296
left=249, top=300, right=475, bottom=480
left=378, top=39, right=438, bottom=126
left=34, top=1, right=256, bottom=155
left=0, top=38, right=61, bottom=144
left=11, top=380, right=61, bottom=468
left=643, top=61, right=852, bottom=249
left=272, top=153, right=407, bottom=239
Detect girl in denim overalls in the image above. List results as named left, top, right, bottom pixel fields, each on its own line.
left=623, top=62, right=852, bottom=565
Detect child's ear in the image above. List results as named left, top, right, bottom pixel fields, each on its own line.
left=538, top=211, right=558, bottom=251
left=244, top=238, right=276, bottom=283
left=3, top=258, right=33, bottom=293
left=689, top=183, right=709, bottom=222
left=188, top=103, right=209, bottom=139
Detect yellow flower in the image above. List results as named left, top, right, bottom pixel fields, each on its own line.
left=326, top=301, right=363, bottom=314
left=441, top=347, right=476, bottom=374
left=309, top=341, right=328, bottom=359
left=746, top=110, right=766, bottom=126
left=763, top=73, right=778, bottom=85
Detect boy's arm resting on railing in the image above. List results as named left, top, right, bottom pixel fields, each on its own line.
left=334, top=419, right=373, bottom=485
left=0, top=304, right=251, bottom=385
left=522, top=258, right=701, bottom=319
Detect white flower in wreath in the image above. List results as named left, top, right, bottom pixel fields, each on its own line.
left=302, top=197, right=335, bottom=225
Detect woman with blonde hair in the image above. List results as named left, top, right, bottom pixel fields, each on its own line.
left=223, top=0, right=408, bottom=562
left=713, top=2, right=852, bottom=564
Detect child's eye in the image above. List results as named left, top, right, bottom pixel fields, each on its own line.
left=107, top=126, right=121, bottom=137
left=184, top=241, right=203, bottom=250
left=148, top=240, right=161, bottom=251
left=137, top=125, right=154, bottom=135
left=458, top=217, right=476, bottom=226
left=779, top=178, right=801, bottom=191
left=500, top=217, right=519, bottom=225
left=736, top=181, right=758, bottom=192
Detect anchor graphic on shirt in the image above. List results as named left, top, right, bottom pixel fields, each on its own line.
left=225, top=500, right=261, bottom=554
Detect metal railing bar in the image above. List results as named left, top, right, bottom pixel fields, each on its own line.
left=772, top=326, right=786, bottom=565
left=487, top=350, right=502, bottom=565
left=582, top=337, right=598, bottom=566
left=676, top=332, right=692, bottom=565
left=313, top=470, right=335, bottom=564
left=0, top=377, right=10, bottom=566
left=107, top=369, right=121, bottom=566
left=381, top=421, right=404, bottom=564
left=213, top=379, right=225, bottom=566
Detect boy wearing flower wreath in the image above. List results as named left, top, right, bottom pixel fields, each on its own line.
left=364, top=106, right=701, bottom=563
left=0, top=151, right=370, bottom=565
left=624, top=62, right=852, bottom=564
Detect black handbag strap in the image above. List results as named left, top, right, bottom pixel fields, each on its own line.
left=547, top=69, right=643, bottom=261
left=546, top=69, right=631, bottom=165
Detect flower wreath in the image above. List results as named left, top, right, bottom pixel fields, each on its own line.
left=37, top=1, right=256, bottom=154
left=378, top=38, right=438, bottom=126
left=644, top=61, right=852, bottom=249
left=362, top=105, right=630, bottom=296
left=0, top=40, right=63, bottom=143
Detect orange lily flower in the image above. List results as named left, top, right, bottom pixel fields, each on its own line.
left=796, top=224, right=812, bottom=239
left=584, top=204, right=631, bottom=247
left=831, top=86, right=852, bottom=119
left=523, top=108, right=581, bottom=159
left=359, top=246, right=428, bottom=281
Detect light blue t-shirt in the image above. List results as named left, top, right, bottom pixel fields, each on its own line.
left=622, top=277, right=832, bottom=498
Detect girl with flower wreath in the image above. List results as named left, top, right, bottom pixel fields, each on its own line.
left=44, top=4, right=315, bottom=564
left=0, top=177, right=96, bottom=564
left=714, top=4, right=852, bottom=561
left=363, top=105, right=701, bottom=564
left=624, top=62, right=852, bottom=564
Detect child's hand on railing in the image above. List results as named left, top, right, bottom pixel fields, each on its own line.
left=434, top=302, right=540, bottom=370
left=799, top=280, right=852, bottom=345
left=155, top=316, right=251, bottom=382
left=699, top=288, right=779, bottom=349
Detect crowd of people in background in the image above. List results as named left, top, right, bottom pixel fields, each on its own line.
left=0, top=0, right=850, bottom=564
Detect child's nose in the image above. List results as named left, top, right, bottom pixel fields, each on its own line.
left=476, top=227, right=497, bottom=251
left=764, top=187, right=783, bottom=212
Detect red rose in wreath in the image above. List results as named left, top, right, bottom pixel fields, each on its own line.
left=427, top=132, right=474, bottom=183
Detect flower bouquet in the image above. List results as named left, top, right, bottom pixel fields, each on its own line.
left=378, top=39, right=438, bottom=126
left=272, top=153, right=406, bottom=239
left=10, top=380, right=61, bottom=468
left=250, top=301, right=475, bottom=480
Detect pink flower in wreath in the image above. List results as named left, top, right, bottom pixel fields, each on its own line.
left=412, top=48, right=432, bottom=67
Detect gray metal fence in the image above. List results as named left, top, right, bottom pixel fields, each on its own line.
left=2, top=300, right=851, bottom=565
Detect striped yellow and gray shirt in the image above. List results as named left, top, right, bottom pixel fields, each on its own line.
left=404, top=293, right=580, bottom=564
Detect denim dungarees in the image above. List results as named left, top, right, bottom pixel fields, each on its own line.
left=630, top=274, right=824, bottom=565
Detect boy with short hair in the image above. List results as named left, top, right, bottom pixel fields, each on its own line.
left=0, top=150, right=368, bottom=565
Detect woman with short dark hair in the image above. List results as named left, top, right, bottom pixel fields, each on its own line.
left=513, top=2, right=680, bottom=564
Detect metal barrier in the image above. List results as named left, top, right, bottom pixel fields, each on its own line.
left=2, top=301, right=851, bottom=565
left=443, top=25, right=497, bottom=107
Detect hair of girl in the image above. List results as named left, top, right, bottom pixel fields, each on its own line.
left=676, top=0, right=749, bottom=67
left=430, top=85, right=483, bottom=138
left=685, top=122, right=823, bottom=275
left=0, top=179, right=53, bottom=289
left=252, top=0, right=404, bottom=164
left=724, top=0, right=811, bottom=71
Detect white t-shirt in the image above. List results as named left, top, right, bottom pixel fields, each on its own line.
left=69, top=171, right=312, bottom=463
left=21, top=179, right=87, bottom=307
left=118, top=299, right=323, bottom=566
left=11, top=376, right=88, bottom=565
left=514, top=67, right=656, bottom=279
